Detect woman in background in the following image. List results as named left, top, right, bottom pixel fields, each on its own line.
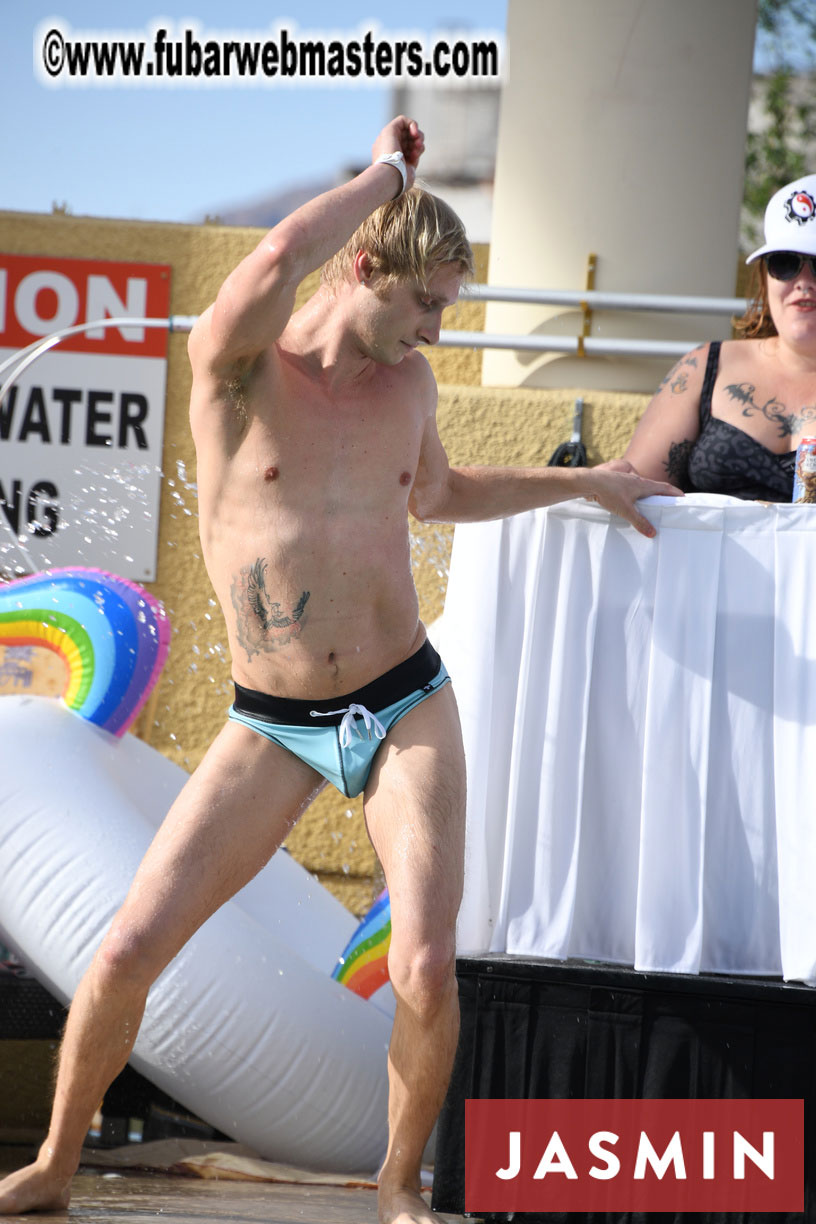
left=606, top=173, right=816, bottom=501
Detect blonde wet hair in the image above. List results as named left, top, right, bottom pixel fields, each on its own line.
left=322, top=186, right=474, bottom=290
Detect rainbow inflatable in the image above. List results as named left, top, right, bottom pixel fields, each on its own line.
left=332, top=887, right=392, bottom=999
left=0, top=567, right=169, bottom=737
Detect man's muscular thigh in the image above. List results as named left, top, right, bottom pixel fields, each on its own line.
left=363, top=685, right=466, bottom=926
left=107, top=723, right=324, bottom=977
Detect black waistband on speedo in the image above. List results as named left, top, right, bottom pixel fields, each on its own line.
left=232, top=639, right=442, bottom=727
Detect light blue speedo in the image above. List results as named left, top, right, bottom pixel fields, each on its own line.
left=229, top=659, right=450, bottom=798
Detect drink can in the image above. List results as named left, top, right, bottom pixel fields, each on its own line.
left=793, top=437, right=816, bottom=503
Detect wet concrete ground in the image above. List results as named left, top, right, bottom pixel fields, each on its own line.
left=0, top=1146, right=387, bottom=1223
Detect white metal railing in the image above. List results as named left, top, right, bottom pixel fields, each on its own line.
left=0, top=316, right=197, bottom=406
left=436, top=282, right=750, bottom=360
left=437, top=330, right=698, bottom=359
left=0, top=278, right=750, bottom=396
left=462, top=282, right=749, bottom=315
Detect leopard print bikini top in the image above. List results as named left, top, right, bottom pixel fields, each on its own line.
left=684, top=341, right=796, bottom=502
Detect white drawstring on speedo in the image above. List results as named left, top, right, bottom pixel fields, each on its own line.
left=310, top=703, right=387, bottom=748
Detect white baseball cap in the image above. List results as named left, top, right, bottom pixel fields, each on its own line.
left=746, top=173, right=816, bottom=263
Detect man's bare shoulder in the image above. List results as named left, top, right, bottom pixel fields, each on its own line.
left=189, top=305, right=284, bottom=403
left=187, top=303, right=212, bottom=358
left=189, top=304, right=238, bottom=383
left=391, top=348, right=439, bottom=411
left=188, top=307, right=284, bottom=445
left=189, top=305, right=276, bottom=377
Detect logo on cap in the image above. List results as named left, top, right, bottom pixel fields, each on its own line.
left=784, top=191, right=816, bottom=225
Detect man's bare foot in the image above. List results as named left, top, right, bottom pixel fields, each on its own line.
left=0, top=1160, right=72, bottom=1216
left=378, top=1183, right=456, bottom=1224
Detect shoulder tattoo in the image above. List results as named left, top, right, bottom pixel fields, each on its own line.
left=656, top=347, right=702, bottom=394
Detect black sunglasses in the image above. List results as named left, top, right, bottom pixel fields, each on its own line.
left=764, top=251, right=816, bottom=281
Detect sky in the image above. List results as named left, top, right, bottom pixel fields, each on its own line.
left=1, top=1, right=508, bottom=225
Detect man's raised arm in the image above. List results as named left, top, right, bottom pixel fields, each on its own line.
left=195, top=116, right=425, bottom=370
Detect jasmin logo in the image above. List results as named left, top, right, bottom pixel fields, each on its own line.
left=465, top=1098, right=803, bottom=1213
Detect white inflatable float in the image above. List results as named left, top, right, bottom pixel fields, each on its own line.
left=0, top=570, right=392, bottom=1172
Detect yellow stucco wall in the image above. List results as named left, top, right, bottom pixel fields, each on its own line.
left=0, top=210, right=652, bottom=915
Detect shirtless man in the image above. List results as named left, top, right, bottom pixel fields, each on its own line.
left=0, top=116, right=679, bottom=1224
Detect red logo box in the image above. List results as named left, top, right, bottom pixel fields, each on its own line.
left=465, top=1098, right=803, bottom=1214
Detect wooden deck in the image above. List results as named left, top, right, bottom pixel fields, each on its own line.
left=5, top=1167, right=378, bottom=1223
left=0, top=1145, right=467, bottom=1223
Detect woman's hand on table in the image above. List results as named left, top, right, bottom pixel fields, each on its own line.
left=580, top=468, right=683, bottom=538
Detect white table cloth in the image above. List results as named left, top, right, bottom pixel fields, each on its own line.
left=441, top=494, right=816, bottom=982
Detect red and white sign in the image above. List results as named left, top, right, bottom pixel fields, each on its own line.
left=465, top=1098, right=804, bottom=1214
left=0, top=254, right=172, bottom=580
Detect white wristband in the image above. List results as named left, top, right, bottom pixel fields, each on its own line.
left=374, top=151, right=408, bottom=198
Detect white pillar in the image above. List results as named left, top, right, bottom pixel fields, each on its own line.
left=483, top=0, right=758, bottom=391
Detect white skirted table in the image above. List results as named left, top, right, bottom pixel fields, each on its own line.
left=441, top=494, right=816, bottom=982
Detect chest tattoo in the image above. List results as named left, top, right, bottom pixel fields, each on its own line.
left=724, top=383, right=816, bottom=439
left=230, top=557, right=310, bottom=660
